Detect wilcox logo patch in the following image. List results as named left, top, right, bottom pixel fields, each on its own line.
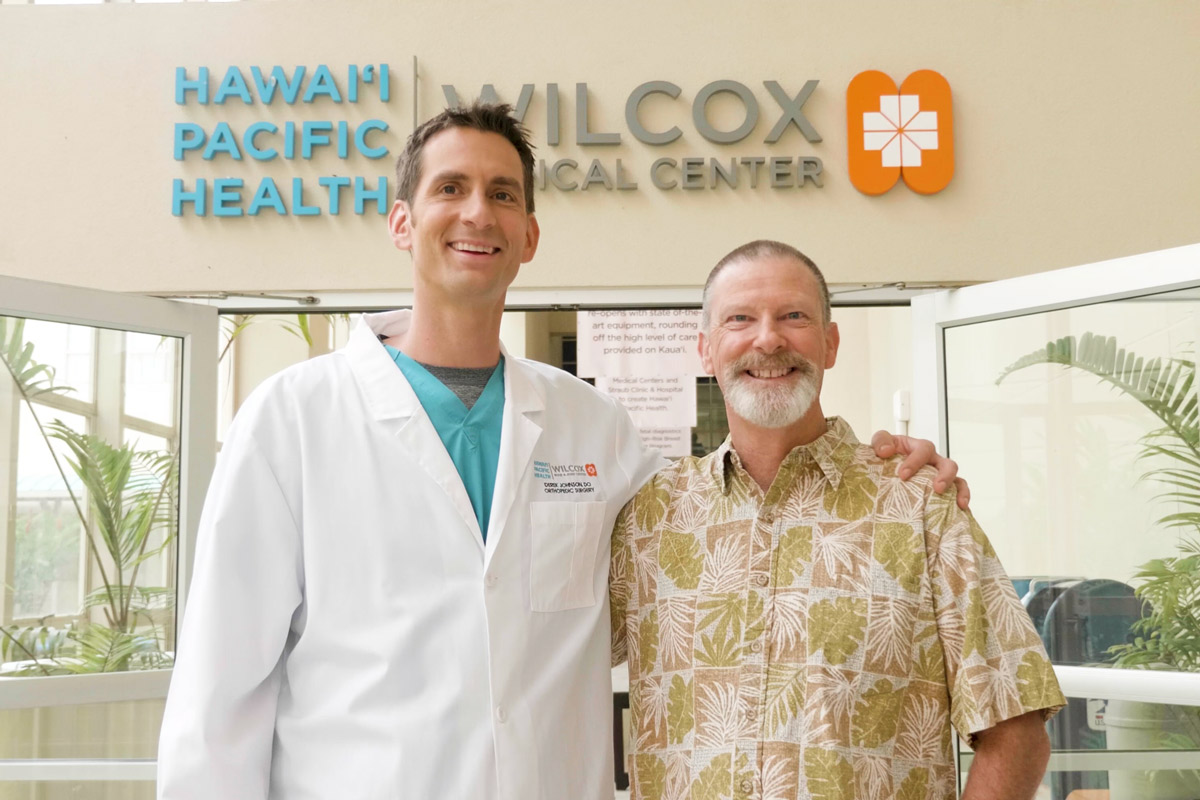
left=846, top=70, right=954, bottom=195
left=533, top=460, right=596, bottom=480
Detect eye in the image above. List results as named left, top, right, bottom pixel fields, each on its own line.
left=786, top=311, right=804, bottom=320
left=494, top=190, right=514, bottom=202
left=438, top=184, right=459, bottom=195
left=729, top=314, right=750, bottom=323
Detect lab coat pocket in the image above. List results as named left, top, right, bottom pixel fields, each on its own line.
left=529, top=500, right=608, bottom=612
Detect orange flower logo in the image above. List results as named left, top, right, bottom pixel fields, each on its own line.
left=585, top=463, right=597, bottom=477
left=847, top=70, right=954, bottom=195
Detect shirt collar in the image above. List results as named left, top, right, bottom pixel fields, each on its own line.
left=707, top=416, right=860, bottom=493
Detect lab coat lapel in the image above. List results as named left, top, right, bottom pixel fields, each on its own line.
left=346, top=313, right=485, bottom=553
left=484, top=349, right=545, bottom=566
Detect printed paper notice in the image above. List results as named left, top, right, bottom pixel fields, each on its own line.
left=576, top=309, right=705, bottom=378
left=595, top=376, right=697, bottom=428
left=637, top=428, right=692, bottom=458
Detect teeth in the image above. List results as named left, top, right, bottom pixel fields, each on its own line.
left=749, top=368, right=791, bottom=379
left=451, top=242, right=498, bottom=254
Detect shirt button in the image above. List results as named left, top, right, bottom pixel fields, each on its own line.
left=761, top=509, right=776, bottom=524
left=466, top=429, right=480, bottom=447
left=753, top=573, right=769, bottom=587
left=495, top=706, right=507, bottom=723
left=485, top=573, right=498, bottom=588
left=750, top=641, right=763, bottom=653
left=739, top=779, right=754, bottom=794
left=745, top=708, right=757, bottom=721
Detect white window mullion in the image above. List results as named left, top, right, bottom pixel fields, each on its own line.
left=0, top=373, right=17, bottom=626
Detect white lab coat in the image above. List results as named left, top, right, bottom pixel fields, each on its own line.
left=158, top=310, right=664, bottom=800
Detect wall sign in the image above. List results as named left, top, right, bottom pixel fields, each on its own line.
left=170, top=64, right=953, bottom=217
left=172, top=65, right=393, bottom=217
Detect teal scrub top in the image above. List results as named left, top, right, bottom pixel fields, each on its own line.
left=385, top=345, right=505, bottom=541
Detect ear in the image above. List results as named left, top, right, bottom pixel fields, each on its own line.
left=388, top=200, right=414, bottom=251
left=698, top=330, right=715, bottom=375
left=521, top=214, right=541, bottom=263
left=824, top=321, right=840, bottom=369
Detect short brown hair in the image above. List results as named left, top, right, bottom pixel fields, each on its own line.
left=701, top=240, right=831, bottom=329
left=394, top=102, right=537, bottom=213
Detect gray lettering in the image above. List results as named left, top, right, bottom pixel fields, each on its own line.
left=764, top=80, right=821, bottom=143
left=799, top=156, right=824, bottom=187
left=692, top=80, right=758, bottom=144
left=681, top=157, right=705, bottom=189
left=550, top=159, right=579, bottom=191
left=651, top=158, right=678, bottom=189
left=625, top=81, right=682, bottom=145
left=581, top=159, right=614, bottom=190
left=547, top=83, right=560, bottom=146
left=769, top=156, right=793, bottom=188
left=740, top=156, right=765, bottom=188
left=441, top=84, right=535, bottom=122
left=615, top=158, right=638, bottom=190
left=710, top=158, right=737, bottom=189
left=576, top=83, right=621, bottom=145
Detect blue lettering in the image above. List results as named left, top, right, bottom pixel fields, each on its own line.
left=354, top=177, right=388, bottom=215
left=172, top=179, right=206, bottom=216
left=214, top=66, right=253, bottom=105
left=337, top=121, right=350, bottom=158
left=175, top=66, right=209, bottom=105
left=202, top=122, right=242, bottom=161
left=283, top=121, right=296, bottom=159
left=301, top=121, right=333, bottom=159
left=355, top=119, right=389, bottom=159
left=319, top=176, right=351, bottom=215
left=348, top=65, right=360, bottom=103
left=292, top=178, right=320, bottom=216
left=244, top=122, right=278, bottom=160
left=173, top=123, right=206, bottom=160
left=379, top=63, right=390, bottom=102
left=213, top=178, right=244, bottom=217
left=248, top=177, right=287, bottom=216
left=302, top=64, right=341, bottom=103
left=250, top=65, right=306, bottom=105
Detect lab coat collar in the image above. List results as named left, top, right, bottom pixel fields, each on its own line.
left=346, top=310, right=547, bottom=420
left=347, top=311, right=546, bottom=562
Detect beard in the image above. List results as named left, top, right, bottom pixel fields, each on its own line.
left=720, top=352, right=820, bottom=429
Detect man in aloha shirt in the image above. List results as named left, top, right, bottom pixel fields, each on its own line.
left=610, top=241, right=1066, bottom=800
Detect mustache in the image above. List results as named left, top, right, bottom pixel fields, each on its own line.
left=727, top=352, right=815, bottom=375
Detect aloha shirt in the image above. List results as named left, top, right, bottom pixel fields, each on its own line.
left=610, top=417, right=1065, bottom=800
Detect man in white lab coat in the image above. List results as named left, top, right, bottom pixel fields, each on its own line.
left=157, top=104, right=962, bottom=800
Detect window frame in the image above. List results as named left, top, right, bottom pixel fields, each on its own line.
left=0, top=273, right=216, bottom=705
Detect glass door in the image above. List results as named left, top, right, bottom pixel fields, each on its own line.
left=912, top=243, right=1200, bottom=799
left=0, top=274, right=217, bottom=797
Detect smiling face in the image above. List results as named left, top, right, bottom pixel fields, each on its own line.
left=388, top=127, right=539, bottom=309
left=699, top=254, right=839, bottom=432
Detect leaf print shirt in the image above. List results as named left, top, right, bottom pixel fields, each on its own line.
left=610, top=417, right=1065, bottom=800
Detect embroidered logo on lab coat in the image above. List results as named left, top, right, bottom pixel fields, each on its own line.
left=534, top=460, right=599, bottom=495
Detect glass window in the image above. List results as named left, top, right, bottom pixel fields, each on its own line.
left=123, top=332, right=177, bottom=428
left=940, top=283, right=1200, bottom=797
left=944, top=289, right=1200, bottom=671
left=2, top=315, right=182, bottom=677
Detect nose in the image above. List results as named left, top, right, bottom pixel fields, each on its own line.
left=460, top=188, right=497, bottom=228
left=752, top=318, right=786, bottom=353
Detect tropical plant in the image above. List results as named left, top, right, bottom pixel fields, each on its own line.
left=996, top=331, right=1200, bottom=670
left=0, top=315, right=177, bottom=676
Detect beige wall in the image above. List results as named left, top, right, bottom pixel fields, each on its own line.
left=1, top=0, right=1198, bottom=295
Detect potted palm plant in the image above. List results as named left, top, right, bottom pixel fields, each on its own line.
left=998, top=331, right=1200, bottom=799
left=0, top=316, right=177, bottom=676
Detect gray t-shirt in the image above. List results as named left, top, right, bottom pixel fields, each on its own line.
left=418, top=361, right=497, bottom=410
